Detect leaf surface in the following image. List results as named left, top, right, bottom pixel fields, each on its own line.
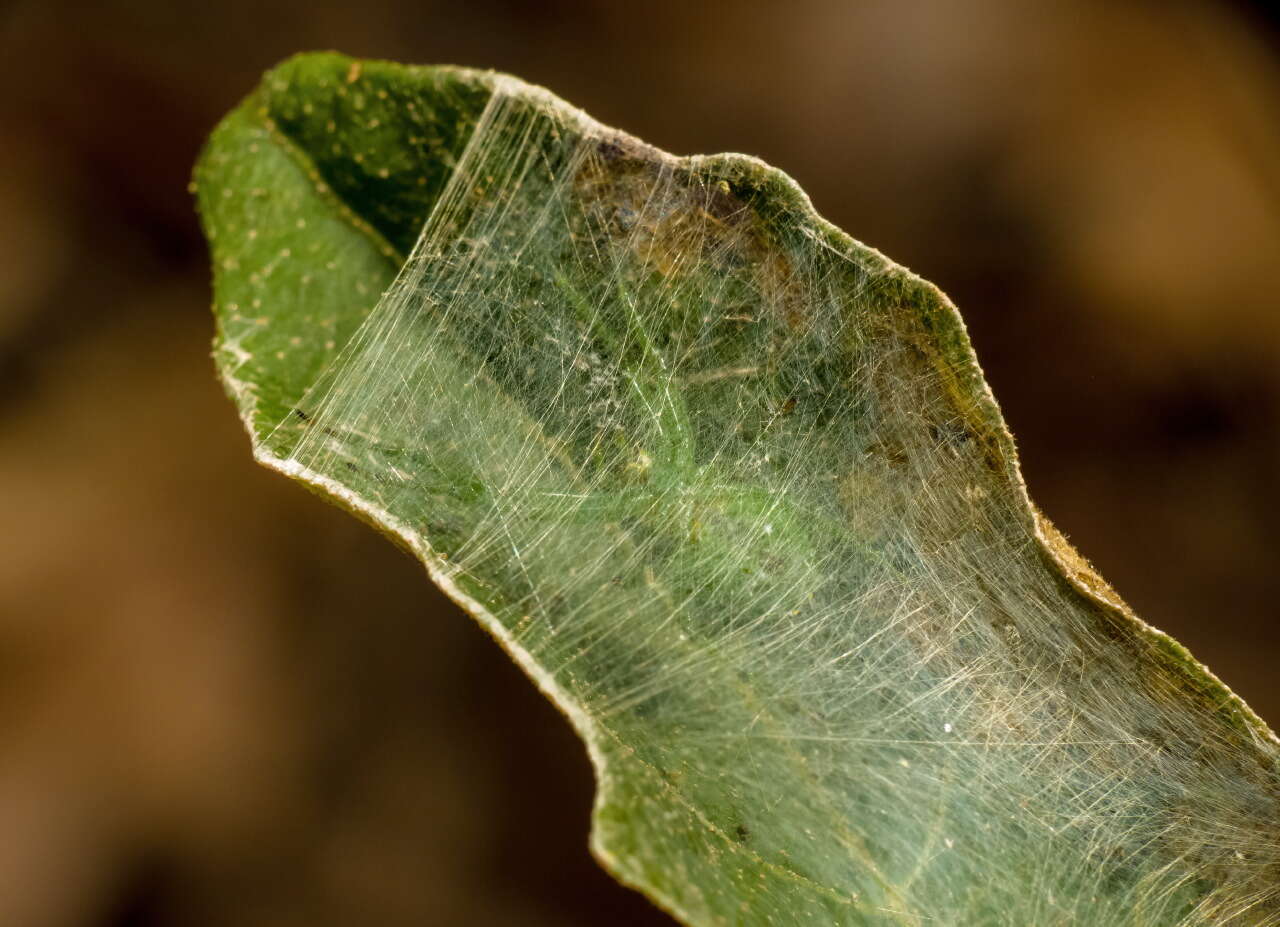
left=195, top=53, right=1280, bottom=926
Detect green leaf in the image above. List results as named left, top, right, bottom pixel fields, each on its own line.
left=195, top=52, right=1279, bottom=925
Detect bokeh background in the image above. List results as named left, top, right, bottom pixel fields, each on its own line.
left=2, top=1, right=1277, bottom=924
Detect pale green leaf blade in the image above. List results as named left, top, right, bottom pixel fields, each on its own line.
left=195, top=53, right=1280, bottom=926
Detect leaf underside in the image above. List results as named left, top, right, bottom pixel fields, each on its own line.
left=196, top=53, right=1280, bottom=926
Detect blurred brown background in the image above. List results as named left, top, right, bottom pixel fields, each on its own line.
left=1, top=1, right=1277, bottom=924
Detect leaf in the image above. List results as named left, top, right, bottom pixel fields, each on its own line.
left=194, top=53, right=1280, bottom=926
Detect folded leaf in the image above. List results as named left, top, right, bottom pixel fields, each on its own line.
left=195, top=53, right=1280, bottom=926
